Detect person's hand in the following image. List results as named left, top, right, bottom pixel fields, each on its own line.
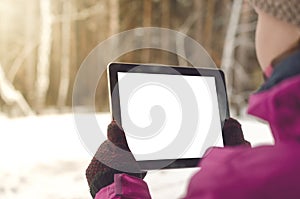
left=86, top=121, right=146, bottom=198
left=222, top=118, right=251, bottom=147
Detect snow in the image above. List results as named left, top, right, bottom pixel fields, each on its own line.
left=0, top=113, right=273, bottom=199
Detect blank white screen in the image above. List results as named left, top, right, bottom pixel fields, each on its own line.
left=118, top=72, right=223, bottom=161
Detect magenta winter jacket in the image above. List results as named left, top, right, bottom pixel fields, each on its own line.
left=96, top=50, right=300, bottom=199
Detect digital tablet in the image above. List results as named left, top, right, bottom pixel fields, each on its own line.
left=107, top=63, right=229, bottom=170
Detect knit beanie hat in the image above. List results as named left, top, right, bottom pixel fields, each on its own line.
left=248, top=0, right=300, bottom=28
left=86, top=121, right=146, bottom=198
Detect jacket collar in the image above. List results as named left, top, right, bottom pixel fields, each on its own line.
left=248, top=50, right=300, bottom=143
left=257, top=49, right=300, bottom=92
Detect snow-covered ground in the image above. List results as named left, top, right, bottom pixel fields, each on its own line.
left=0, top=113, right=273, bottom=199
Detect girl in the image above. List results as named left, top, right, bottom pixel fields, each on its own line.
left=86, top=0, right=300, bottom=198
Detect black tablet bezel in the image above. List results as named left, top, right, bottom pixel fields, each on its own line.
left=107, top=62, right=230, bottom=170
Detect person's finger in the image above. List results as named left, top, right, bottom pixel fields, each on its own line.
left=106, top=121, right=147, bottom=177
left=223, top=118, right=251, bottom=147
left=107, top=120, right=130, bottom=150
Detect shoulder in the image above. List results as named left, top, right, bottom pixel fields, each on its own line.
left=185, top=144, right=300, bottom=199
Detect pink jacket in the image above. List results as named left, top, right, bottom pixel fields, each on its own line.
left=96, top=51, right=300, bottom=199
left=95, top=174, right=151, bottom=199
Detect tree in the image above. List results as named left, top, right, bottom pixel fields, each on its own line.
left=221, top=0, right=243, bottom=100
left=57, top=0, right=71, bottom=108
left=0, top=64, right=34, bottom=115
left=203, top=0, right=216, bottom=54
left=142, top=0, right=152, bottom=62
left=35, top=0, right=52, bottom=112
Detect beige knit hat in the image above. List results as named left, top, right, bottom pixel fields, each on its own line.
left=248, top=0, right=300, bottom=28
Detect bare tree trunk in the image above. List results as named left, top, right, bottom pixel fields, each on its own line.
left=109, top=0, right=119, bottom=35
left=203, top=0, right=216, bottom=54
left=5, top=1, right=37, bottom=83
left=233, top=3, right=256, bottom=115
left=35, top=0, right=52, bottom=112
left=194, top=0, right=203, bottom=43
left=176, top=11, right=199, bottom=66
left=235, top=4, right=252, bottom=88
left=142, top=0, right=152, bottom=62
left=0, top=0, right=8, bottom=62
left=0, top=64, right=34, bottom=115
left=24, top=0, right=36, bottom=103
left=57, top=0, right=71, bottom=108
left=96, top=0, right=119, bottom=112
left=221, top=0, right=243, bottom=100
left=161, top=0, right=170, bottom=61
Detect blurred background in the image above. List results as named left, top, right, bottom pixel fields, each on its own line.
left=0, top=0, right=262, bottom=117
left=0, top=0, right=273, bottom=199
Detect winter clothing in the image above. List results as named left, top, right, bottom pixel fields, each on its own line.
left=95, top=173, right=151, bottom=199
left=90, top=117, right=250, bottom=199
left=86, top=121, right=146, bottom=198
left=185, top=49, right=300, bottom=198
left=222, top=118, right=251, bottom=147
left=93, top=49, right=300, bottom=199
left=248, top=0, right=300, bottom=28
left=258, top=49, right=300, bottom=92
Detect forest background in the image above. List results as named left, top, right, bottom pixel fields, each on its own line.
left=0, top=0, right=261, bottom=117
